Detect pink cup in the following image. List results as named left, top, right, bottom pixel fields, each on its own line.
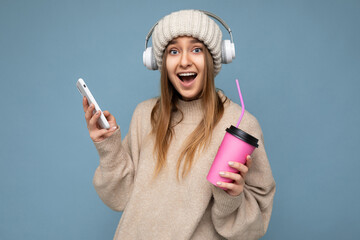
left=207, top=125, right=259, bottom=188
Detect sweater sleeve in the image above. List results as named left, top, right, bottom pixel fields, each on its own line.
left=92, top=104, right=144, bottom=212
left=211, top=117, right=276, bottom=239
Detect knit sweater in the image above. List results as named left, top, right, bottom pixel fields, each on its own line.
left=93, top=92, right=276, bottom=240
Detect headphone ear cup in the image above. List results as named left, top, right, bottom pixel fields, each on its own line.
left=221, top=40, right=236, bottom=64
left=143, top=47, right=158, bottom=70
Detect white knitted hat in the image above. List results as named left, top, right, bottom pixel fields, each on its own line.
left=152, top=10, right=223, bottom=75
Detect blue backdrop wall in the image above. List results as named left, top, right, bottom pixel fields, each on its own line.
left=1, top=0, right=359, bottom=239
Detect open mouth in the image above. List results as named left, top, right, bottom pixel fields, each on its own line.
left=177, top=72, right=197, bottom=83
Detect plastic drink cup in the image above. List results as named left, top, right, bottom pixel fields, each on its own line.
left=207, top=125, right=259, bottom=188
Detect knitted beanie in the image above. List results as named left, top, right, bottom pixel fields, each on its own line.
left=152, top=10, right=223, bottom=75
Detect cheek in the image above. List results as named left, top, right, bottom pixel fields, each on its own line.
left=195, top=59, right=206, bottom=79
left=194, top=56, right=205, bottom=71
left=168, top=76, right=177, bottom=87
left=166, top=57, right=176, bottom=70
left=165, top=58, right=171, bottom=73
left=198, top=75, right=206, bottom=91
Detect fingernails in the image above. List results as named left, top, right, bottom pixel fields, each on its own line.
left=112, top=126, right=117, bottom=130
left=217, top=182, right=222, bottom=186
left=228, top=161, right=234, bottom=166
left=219, top=171, right=225, bottom=176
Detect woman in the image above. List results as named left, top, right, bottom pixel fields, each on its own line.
left=83, top=9, right=275, bottom=240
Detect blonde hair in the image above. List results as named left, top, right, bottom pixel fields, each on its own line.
left=150, top=46, right=227, bottom=180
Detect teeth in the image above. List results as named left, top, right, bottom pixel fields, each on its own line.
left=178, top=72, right=196, bottom=77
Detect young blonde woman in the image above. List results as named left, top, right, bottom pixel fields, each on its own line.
left=82, top=10, right=275, bottom=240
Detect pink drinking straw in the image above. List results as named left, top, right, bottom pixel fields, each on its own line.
left=236, top=79, right=245, bottom=128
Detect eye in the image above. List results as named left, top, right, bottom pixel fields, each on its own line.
left=169, top=49, right=179, bottom=55
left=193, top=48, right=202, bottom=53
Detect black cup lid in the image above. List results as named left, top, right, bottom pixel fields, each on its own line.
left=226, top=125, right=259, bottom=148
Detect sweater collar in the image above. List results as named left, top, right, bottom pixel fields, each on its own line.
left=173, top=97, right=203, bottom=124
left=171, top=91, right=227, bottom=124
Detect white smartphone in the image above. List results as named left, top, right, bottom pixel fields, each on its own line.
left=76, top=78, right=110, bottom=129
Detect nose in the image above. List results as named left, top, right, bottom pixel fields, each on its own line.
left=180, top=52, right=192, bottom=68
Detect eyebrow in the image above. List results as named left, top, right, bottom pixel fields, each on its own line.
left=190, top=39, right=202, bottom=44
left=168, top=39, right=177, bottom=45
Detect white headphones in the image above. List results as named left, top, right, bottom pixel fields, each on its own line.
left=143, top=10, right=236, bottom=70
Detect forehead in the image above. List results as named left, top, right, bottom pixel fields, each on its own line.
left=167, top=36, right=204, bottom=46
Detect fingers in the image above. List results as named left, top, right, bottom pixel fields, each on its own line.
left=81, top=95, right=118, bottom=142
left=228, top=161, right=249, bottom=177
left=82, top=96, right=89, bottom=112
left=85, top=108, right=118, bottom=142
left=103, top=110, right=110, bottom=116
left=103, top=110, right=115, bottom=122
left=246, top=155, right=252, bottom=169
left=85, top=103, right=95, bottom=125
left=217, top=171, right=245, bottom=196
left=88, top=109, right=101, bottom=130
left=219, top=171, right=243, bottom=183
left=216, top=181, right=242, bottom=192
left=216, top=156, right=253, bottom=196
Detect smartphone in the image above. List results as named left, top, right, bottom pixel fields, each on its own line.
left=76, top=78, right=110, bottom=129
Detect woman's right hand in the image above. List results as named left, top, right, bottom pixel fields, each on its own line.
left=83, top=96, right=118, bottom=142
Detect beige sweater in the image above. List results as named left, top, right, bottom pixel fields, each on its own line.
left=93, top=92, right=276, bottom=240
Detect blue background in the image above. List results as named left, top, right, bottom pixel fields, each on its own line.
left=1, top=0, right=359, bottom=239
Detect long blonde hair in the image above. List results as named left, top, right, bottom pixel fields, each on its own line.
left=150, top=46, right=227, bottom=180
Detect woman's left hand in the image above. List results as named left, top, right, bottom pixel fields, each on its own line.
left=217, top=155, right=252, bottom=196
